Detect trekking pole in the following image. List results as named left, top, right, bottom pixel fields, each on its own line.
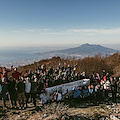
left=2, top=97, right=5, bottom=110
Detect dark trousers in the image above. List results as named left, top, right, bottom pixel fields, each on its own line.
left=105, top=90, right=109, bottom=99
left=9, top=92, right=17, bottom=107
left=18, top=92, right=26, bottom=107
left=112, top=91, right=117, bottom=103
left=31, top=93, right=36, bottom=106
left=89, top=94, right=95, bottom=102
left=25, top=93, right=30, bottom=106
left=2, top=93, right=7, bottom=108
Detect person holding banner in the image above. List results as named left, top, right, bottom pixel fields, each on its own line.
left=54, top=90, right=62, bottom=102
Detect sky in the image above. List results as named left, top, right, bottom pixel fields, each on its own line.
left=0, top=0, right=120, bottom=49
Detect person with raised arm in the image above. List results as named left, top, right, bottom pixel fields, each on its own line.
left=12, top=67, right=21, bottom=81
left=0, top=65, right=13, bottom=81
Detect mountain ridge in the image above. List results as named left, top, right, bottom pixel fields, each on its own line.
left=44, top=43, right=118, bottom=58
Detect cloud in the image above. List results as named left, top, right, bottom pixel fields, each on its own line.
left=12, top=29, right=50, bottom=33
left=39, top=32, right=69, bottom=35
left=26, top=29, right=69, bottom=35
left=26, top=29, right=50, bottom=33
left=68, top=28, right=120, bottom=35
left=12, top=30, right=20, bottom=33
left=11, top=28, right=120, bottom=36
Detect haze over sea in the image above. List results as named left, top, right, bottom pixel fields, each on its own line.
left=0, top=47, right=52, bottom=68
left=0, top=45, right=74, bottom=68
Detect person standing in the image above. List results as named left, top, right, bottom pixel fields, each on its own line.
left=16, top=78, right=26, bottom=109
left=103, top=77, right=110, bottom=100
left=25, top=77, right=31, bottom=108
left=110, top=77, right=117, bottom=103
left=0, top=66, right=13, bottom=80
left=8, top=76, right=17, bottom=109
left=0, top=82, right=2, bottom=98
left=12, top=67, right=21, bottom=81
left=1, top=78, right=8, bottom=109
left=31, top=78, right=38, bottom=107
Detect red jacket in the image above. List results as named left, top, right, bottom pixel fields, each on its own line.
left=12, top=71, right=21, bottom=80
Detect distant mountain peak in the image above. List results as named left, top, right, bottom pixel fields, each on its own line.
left=81, top=43, right=100, bottom=47
left=54, top=43, right=118, bottom=58
left=81, top=43, right=90, bottom=46
left=40, top=43, right=118, bottom=59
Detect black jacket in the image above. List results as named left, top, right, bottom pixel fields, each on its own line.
left=31, top=82, right=38, bottom=93
left=16, top=81, right=25, bottom=93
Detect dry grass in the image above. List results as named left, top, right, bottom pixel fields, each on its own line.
left=28, top=102, right=70, bottom=120
left=42, top=102, right=69, bottom=116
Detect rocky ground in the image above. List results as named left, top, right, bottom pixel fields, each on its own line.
left=0, top=97, right=120, bottom=120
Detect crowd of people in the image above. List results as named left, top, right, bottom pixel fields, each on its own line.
left=0, top=63, right=120, bottom=110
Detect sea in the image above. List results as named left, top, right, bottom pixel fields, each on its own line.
left=0, top=47, right=53, bottom=68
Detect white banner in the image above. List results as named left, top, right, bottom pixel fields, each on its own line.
left=45, top=79, right=90, bottom=100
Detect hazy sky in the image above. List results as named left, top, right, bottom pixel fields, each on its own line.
left=0, top=0, right=120, bottom=48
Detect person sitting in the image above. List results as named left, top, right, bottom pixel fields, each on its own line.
left=40, top=90, right=48, bottom=105
left=88, top=84, right=95, bottom=102
left=73, top=86, right=81, bottom=99
left=82, top=85, right=89, bottom=101
left=54, top=90, right=62, bottom=102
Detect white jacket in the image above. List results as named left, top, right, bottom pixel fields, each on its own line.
left=104, top=80, right=110, bottom=90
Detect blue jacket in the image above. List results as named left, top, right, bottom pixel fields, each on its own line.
left=82, top=89, right=89, bottom=98
left=73, top=87, right=82, bottom=98
left=89, top=88, right=95, bottom=95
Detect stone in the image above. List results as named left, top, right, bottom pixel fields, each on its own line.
left=110, top=115, right=119, bottom=120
